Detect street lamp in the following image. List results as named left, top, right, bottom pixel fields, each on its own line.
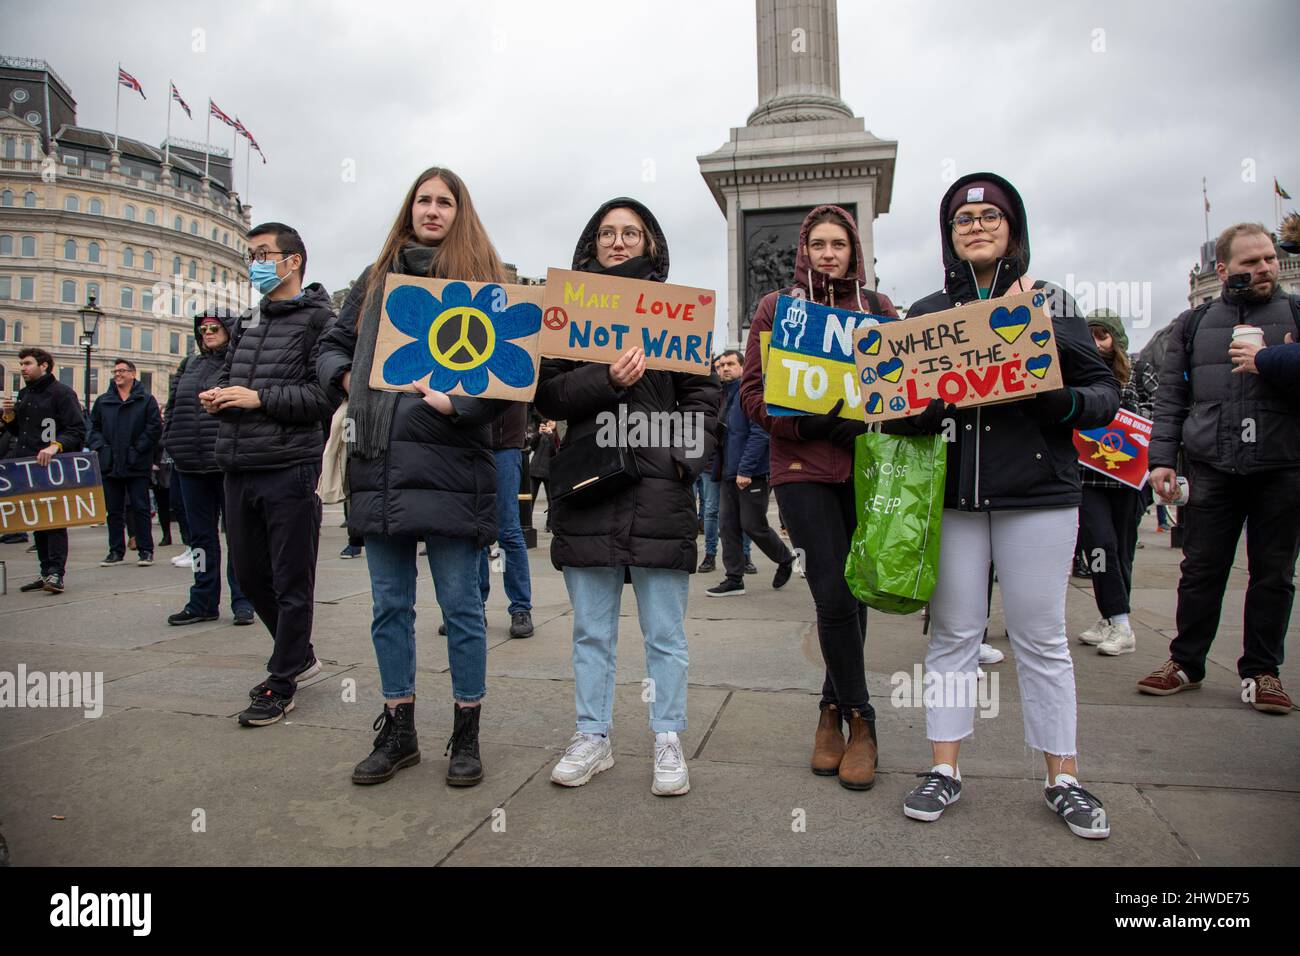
left=77, top=294, right=103, bottom=416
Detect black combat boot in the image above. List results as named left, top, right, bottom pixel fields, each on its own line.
left=445, top=704, right=483, bottom=787
left=351, top=702, right=420, bottom=785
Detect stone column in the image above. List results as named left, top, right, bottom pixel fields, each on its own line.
left=749, top=0, right=852, bottom=125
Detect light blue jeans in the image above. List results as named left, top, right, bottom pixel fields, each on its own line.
left=365, top=533, right=486, bottom=702
left=562, top=565, right=690, bottom=735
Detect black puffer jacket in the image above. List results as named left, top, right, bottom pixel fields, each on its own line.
left=1149, top=287, right=1300, bottom=473
left=535, top=198, right=720, bottom=572
left=89, top=379, right=162, bottom=478
left=2, top=372, right=85, bottom=459
left=900, top=172, right=1119, bottom=511
left=214, top=283, right=337, bottom=471
left=316, top=264, right=504, bottom=545
left=163, top=311, right=237, bottom=473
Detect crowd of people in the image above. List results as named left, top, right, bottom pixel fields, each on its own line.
left=3, top=168, right=1296, bottom=841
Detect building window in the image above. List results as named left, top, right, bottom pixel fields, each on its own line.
left=61, top=279, right=77, bottom=303
left=141, top=328, right=154, bottom=352
left=1, top=189, right=12, bottom=206
left=121, top=286, right=134, bottom=309
left=211, top=227, right=218, bottom=240
left=19, top=277, right=33, bottom=300
left=188, top=260, right=197, bottom=280
left=123, top=247, right=134, bottom=268
left=89, top=198, right=104, bottom=215
left=64, top=195, right=79, bottom=212
left=20, top=236, right=36, bottom=257
left=221, top=269, right=228, bottom=284
left=61, top=321, right=76, bottom=346
left=89, top=368, right=99, bottom=393
left=124, top=204, right=137, bottom=221
left=87, top=241, right=101, bottom=263
left=142, top=288, right=154, bottom=313
left=63, top=239, right=76, bottom=260
left=170, top=330, right=181, bottom=354
left=172, top=256, right=182, bottom=277
left=59, top=367, right=74, bottom=388
left=190, top=220, right=199, bottom=235
left=22, top=139, right=32, bottom=161
left=143, top=251, right=154, bottom=271
left=0, top=277, right=9, bottom=298
left=0, top=236, right=11, bottom=256
left=140, top=371, right=153, bottom=394
left=120, top=326, right=133, bottom=350
left=223, top=231, right=229, bottom=245
left=174, top=215, right=183, bottom=231
left=23, top=191, right=36, bottom=208
left=144, top=208, right=156, bottom=225
left=11, top=320, right=21, bottom=343
left=185, top=337, right=194, bottom=356
left=0, top=317, right=5, bottom=341
left=186, top=298, right=197, bottom=315
left=210, top=265, right=217, bottom=282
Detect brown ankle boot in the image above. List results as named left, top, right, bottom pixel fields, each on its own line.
left=838, top=709, right=878, bottom=790
left=811, top=704, right=845, bottom=776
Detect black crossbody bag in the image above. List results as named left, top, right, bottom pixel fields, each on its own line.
left=548, top=429, right=641, bottom=508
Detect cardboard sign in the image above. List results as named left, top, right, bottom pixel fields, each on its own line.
left=539, top=268, right=716, bottom=374
left=1074, top=409, right=1153, bottom=490
left=763, top=295, right=899, bottom=418
left=368, top=275, right=544, bottom=400
left=0, top=452, right=106, bottom=533
left=851, top=289, right=1063, bottom=423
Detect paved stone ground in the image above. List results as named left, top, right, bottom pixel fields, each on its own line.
left=0, top=501, right=1296, bottom=866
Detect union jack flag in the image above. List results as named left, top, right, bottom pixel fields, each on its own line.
left=170, top=83, right=192, bottom=119
left=118, top=66, right=146, bottom=100
left=208, top=99, right=236, bottom=128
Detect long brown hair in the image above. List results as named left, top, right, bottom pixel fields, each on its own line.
left=364, top=166, right=505, bottom=312
left=1099, top=342, right=1131, bottom=386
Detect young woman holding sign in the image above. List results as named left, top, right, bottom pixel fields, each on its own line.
left=890, top=173, right=1119, bottom=838
left=535, top=198, right=719, bottom=796
left=739, top=205, right=900, bottom=791
left=317, top=167, right=507, bottom=788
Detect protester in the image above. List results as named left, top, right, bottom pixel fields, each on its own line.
left=1, top=348, right=85, bottom=593
left=202, top=222, right=336, bottom=726
left=527, top=413, right=559, bottom=533
left=163, top=310, right=255, bottom=626
left=318, top=167, right=506, bottom=786
left=90, top=358, right=162, bottom=568
left=1142, top=222, right=1300, bottom=714
left=884, top=173, right=1119, bottom=837
left=740, top=204, right=899, bottom=790
left=707, top=349, right=794, bottom=597
left=1076, top=309, right=1156, bottom=655
left=480, top=402, right=535, bottom=638
left=699, top=352, right=751, bottom=574
left=150, top=436, right=183, bottom=548
left=537, top=197, right=718, bottom=796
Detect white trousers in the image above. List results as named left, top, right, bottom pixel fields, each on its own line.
left=926, top=507, right=1079, bottom=756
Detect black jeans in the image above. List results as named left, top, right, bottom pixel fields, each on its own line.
left=775, top=479, right=871, bottom=718
left=177, top=471, right=251, bottom=617
left=1079, top=485, right=1142, bottom=618
left=103, top=475, right=154, bottom=556
left=225, top=463, right=322, bottom=696
left=35, top=528, right=69, bottom=577
left=1171, top=462, right=1300, bottom=682
left=154, top=480, right=188, bottom=545
left=719, top=474, right=792, bottom=582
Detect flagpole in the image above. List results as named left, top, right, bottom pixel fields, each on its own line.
left=231, top=123, right=238, bottom=194
left=164, top=81, right=172, bottom=166
left=1202, top=177, right=1209, bottom=245
left=245, top=135, right=251, bottom=201
left=204, top=102, right=211, bottom=179
left=114, top=62, right=122, bottom=151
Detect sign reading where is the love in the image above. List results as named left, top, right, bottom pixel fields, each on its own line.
left=538, top=268, right=716, bottom=375
left=851, top=289, right=1063, bottom=423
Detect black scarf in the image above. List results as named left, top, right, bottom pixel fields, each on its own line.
left=581, top=254, right=658, bottom=281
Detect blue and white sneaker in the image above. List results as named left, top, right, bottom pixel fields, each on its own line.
left=903, top=771, right=961, bottom=822
left=1045, top=778, right=1110, bottom=839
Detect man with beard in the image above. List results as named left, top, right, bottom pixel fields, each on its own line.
left=1141, top=223, right=1300, bottom=714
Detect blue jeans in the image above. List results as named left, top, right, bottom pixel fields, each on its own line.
left=479, top=448, right=532, bottom=614
left=562, top=565, right=689, bottom=735
left=177, top=471, right=251, bottom=617
left=365, top=533, right=486, bottom=702
left=697, top=475, right=749, bottom=559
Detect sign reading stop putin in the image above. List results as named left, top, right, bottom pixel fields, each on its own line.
left=0, top=452, right=107, bottom=533
left=538, top=269, right=716, bottom=375
left=368, top=274, right=545, bottom=401
left=850, top=289, right=1064, bottom=424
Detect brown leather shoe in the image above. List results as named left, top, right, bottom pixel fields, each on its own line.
left=1249, top=674, right=1293, bottom=715
left=811, top=704, right=844, bottom=776
left=838, top=709, right=877, bottom=791
left=1137, top=659, right=1202, bottom=696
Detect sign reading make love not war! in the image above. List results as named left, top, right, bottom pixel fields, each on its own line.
left=538, top=269, right=716, bottom=374
left=1074, top=409, right=1153, bottom=490
left=851, top=289, right=1063, bottom=424
left=763, top=295, right=898, bottom=418
left=0, top=452, right=106, bottom=533
left=369, top=275, right=545, bottom=400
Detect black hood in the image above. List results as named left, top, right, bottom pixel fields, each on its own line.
left=192, top=309, right=239, bottom=353
left=938, top=172, right=1030, bottom=301
left=571, top=197, right=670, bottom=281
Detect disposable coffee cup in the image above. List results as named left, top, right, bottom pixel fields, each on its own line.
left=1231, top=325, right=1265, bottom=349
left=1157, top=475, right=1190, bottom=507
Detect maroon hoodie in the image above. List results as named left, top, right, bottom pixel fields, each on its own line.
left=740, top=204, right=898, bottom=486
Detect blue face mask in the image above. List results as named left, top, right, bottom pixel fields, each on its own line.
left=248, top=259, right=284, bottom=294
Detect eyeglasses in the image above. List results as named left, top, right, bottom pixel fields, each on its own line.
left=597, top=227, right=643, bottom=248
left=197, top=323, right=223, bottom=333
left=950, top=210, right=1005, bottom=234
left=112, top=368, right=131, bottom=375
left=244, top=249, right=293, bottom=264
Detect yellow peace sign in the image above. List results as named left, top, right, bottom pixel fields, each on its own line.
left=428, top=306, right=496, bottom=371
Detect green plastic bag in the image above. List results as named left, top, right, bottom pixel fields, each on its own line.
left=844, top=432, right=946, bottom=614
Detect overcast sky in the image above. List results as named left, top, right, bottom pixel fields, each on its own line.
left=8, top=0, right=1298, bottom=349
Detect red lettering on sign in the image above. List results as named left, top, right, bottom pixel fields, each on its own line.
left=937, top=372, right=967, bottom=404
left=1001, top=359, right=1026, bottom=393
left=965, top=365, right=1000, bottom=398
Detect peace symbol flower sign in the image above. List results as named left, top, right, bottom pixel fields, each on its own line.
left=381, top=281, right=541, bottom=395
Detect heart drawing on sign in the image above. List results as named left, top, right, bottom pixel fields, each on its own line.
left=1030, top=330, right=1051, bottom=348
left=1026, top=355, right=1053, bottom=379
left=858, top=328, right=882, bottom=356
left=698, top=295, right=713, bottom=305
left=876, top=358, right=904, bottom=383
left=865, top=392, right=884, bottom=415
left=989, top=305, right=1031, bottom=345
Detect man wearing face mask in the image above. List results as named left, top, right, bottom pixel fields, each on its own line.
left=201, top=222, right=339, bottom=727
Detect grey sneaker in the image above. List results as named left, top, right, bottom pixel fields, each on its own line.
left=1045, top=780, right=1110, bottom=839
left=903, top=771, right=962, bottom=822
left=550, top=731, right=614, bottom=787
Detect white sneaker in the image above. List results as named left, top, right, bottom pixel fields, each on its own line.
left=651, top=732, right=690, bottom=796
left=1078, top=619, right=1108, bottom=645
left=171, top=549, right=194, bottom=568
left=550, top=731, right=614, bottom=787
left=978, top=643, right=1004, bottom=665
left=1097, top=620, right=1136, bottom=656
